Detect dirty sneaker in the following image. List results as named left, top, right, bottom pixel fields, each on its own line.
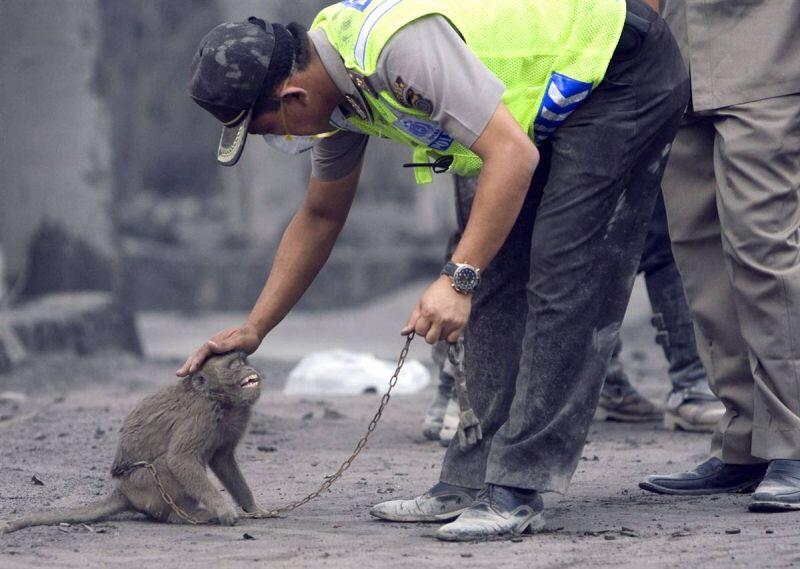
left=594, top=366, right=662, bottom=422
left=664, top=384, right=724, bottom=433
left=439, top=397, right=460, bottom=447
left=750, top=460, right=800, bottom=512
left=435, top=484, right=545, bottom=542
left=370, top=481, right=478, bottom=522
left=422, top=386, right=452, bottom=441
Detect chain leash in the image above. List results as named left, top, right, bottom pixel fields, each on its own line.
left=131, top=333, right=416, bottom=524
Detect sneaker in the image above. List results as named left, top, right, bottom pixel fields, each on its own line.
left=422, top=386, right=452, bottom=441
left=750, top=460, right=800, bottom=512
left=370, top=481, right=478, bottom=522
left=439, top=397, right=460, bottom=447
left=594, top=368, right=662, bottom=423
left=664, top=387, right=724, bottom=433
left=435, top=484, right=545, bottom=542
left=640, top=457, right=767, bottom=495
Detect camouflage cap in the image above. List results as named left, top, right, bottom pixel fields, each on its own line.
left=189, top=17, right=276, bottom=166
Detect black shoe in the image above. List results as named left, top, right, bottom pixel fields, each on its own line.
left=750, top=460, right=800, bottom=512
left=640, top=457, right=767, bottom=495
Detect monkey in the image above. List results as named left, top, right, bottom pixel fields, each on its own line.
left=0, top=351, right=267, bottom=534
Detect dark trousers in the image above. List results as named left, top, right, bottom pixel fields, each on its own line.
left=439, top=10, right=690, bottom=493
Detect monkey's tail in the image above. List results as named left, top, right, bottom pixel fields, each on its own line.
left=0, top=489, right=130, bottom=535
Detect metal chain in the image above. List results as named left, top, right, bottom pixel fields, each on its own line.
left=133, top=333, right=415, bottom=524
left=145, top=463, right=204, bottom=524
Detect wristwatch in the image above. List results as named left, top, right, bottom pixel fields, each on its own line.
left=441, top=261, right=481, bottom=294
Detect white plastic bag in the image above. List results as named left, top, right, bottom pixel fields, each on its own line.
left=284, top=350, right=430, bottom=395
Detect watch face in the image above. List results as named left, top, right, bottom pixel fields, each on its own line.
left=453, top=266, right=479, bottom=292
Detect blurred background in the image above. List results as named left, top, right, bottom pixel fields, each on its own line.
left=0, top=0, right=456, bottom=371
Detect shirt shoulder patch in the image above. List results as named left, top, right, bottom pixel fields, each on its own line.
left=391, top=76, right=433, bottom=115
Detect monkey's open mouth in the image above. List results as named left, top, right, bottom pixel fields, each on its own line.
left=240, top=374, right=261, bottom=388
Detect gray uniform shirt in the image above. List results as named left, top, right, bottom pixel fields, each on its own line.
left=661, top=0, right=800, bottom=111
left=309, top=17, right=505, bottom=181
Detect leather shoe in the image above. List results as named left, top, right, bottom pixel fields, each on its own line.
left=750, top=460, right=800, bottom=512
left=640, top=457, right=767, bottom=495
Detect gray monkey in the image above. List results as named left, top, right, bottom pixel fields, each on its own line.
left=1, top=352, right=266, bottom=533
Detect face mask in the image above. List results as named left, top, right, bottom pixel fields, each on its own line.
left=262, top=133, right=317, bottom=155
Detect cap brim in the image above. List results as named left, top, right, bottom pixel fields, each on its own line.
left=217, top=108, right=253, bottom=166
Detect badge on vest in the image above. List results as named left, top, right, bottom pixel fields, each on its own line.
left=393, top=114, right=454, bottom=152
left=532, top=72, right=592, bottom=144
left=342, top=0, right=373, bottom=12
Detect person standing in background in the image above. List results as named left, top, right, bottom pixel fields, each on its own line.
left=641, top=0, right=800, bottom=512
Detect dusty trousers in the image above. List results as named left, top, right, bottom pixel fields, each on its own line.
left=439, top=11, right=690, bottom=493
left=661, top=94, right=800, bottom=464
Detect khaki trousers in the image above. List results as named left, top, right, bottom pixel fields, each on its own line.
left=662, top=94, right=800, bottom=463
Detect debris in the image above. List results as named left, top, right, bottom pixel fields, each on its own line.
left=301, top=412, right=314, bottom=421
left=604, top=535, right=616, bottom=540
left=257, top=446, right=277, bottom=453
left=0, top=391, right=27, bottom=405
left=725, top=528, right=741, bottom=535
left=323, top=408, right=345, bottom=420
left=31, top=475, right=45, bottom=486
left=94, top=427, right=106, bottom=439
left=766, top=529, right=774, bottom=534
left=284, top=350, right=429, bottom=395
left=363, top=387, right=378, bottom=394
left=34, top=434, right=47, bottom=441
left=242, top=533, right=256, bottom=540
left=461, top=553, right=473, bottom=558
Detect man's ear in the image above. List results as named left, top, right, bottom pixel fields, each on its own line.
left=279, top=85, right=309, bottom=105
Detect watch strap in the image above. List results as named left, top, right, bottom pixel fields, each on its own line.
left=441, top=261, right=458, bottom=277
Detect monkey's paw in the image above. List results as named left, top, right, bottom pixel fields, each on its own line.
left=215, top=506, right=238, bottom=526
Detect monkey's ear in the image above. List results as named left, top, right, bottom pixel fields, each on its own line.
left=191, top=373, right=208, bottom=391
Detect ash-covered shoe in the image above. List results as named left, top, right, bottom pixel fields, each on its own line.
left=435, top=484, right=545, bottom=542
left=594, top=363, right=662, bottom=422
left=664, top=384, right=724, bottom=433
left=439, top=397, right=460, bottom=447
left=370, top=481, right=477, bottom=522
left=750, top=460, right=800, bottom=512
left=422, top=346, right=456, bottom=440
left=640, top=457, right=767, bottom=495
left=422, top=385, right=453, bottom=441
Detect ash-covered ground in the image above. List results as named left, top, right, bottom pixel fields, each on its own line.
left=1, top=280, right=798, bottom=568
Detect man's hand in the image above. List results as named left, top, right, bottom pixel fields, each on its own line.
left=176, top=323, right=262, bottom=377
left=402, top=276, right=472, bottom=344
